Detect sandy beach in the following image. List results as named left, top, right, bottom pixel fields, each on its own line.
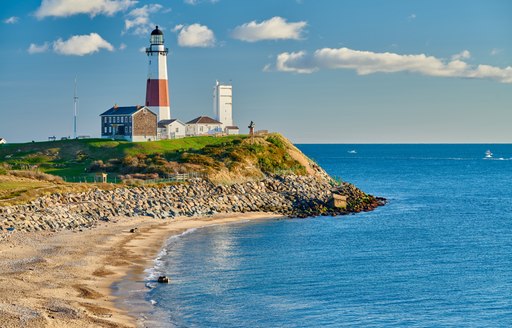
left=0, top=212, right=281, bottom=327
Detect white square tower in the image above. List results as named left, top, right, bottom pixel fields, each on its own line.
left=213, top=80, right=233, bottom=128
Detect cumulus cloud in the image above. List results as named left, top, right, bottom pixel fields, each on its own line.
left=28, top=42, right=50, bottom=54
left=276, top=51, right=317, bottom=74
left=124, top=4, right=163, bottom=36
left=271, top=47, right=512, bottom=83
left=3, top=16, right=19, bottom=24
left=175, top=24, right=215, bottom=47
left=451, top=50, right=470, bottom=60
left=53, top=33, right=114, bottom=55
left=232, top=16, right=307, bottom=42
left=29, top=33, right=114, bottom=56
left=35, top=0, right=135, bottom=18
left=119, top=43, right=127, bottom=50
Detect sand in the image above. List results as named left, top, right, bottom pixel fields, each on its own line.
left=0, top=212, right=282, bottom=327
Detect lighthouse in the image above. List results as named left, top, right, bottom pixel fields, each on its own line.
left=145, top=26, right=170, bottom=121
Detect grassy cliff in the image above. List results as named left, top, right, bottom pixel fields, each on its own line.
left=0, top=133, right=330, bottom=192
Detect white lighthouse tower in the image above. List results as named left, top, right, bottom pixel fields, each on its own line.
left=145, top=26, right=170, bottom=121
left=213, top=80, right=233, bottom=128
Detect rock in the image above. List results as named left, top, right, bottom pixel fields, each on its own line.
left=157, top=276, right=170, bottom=283
left=129, top=228, right=137, bottom=233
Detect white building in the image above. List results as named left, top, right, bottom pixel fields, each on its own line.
left=158, top=119, right=186, bottom=139
left=213, top=81, right=235, bottom=132
left=186, top=116, right=223, bottom=136
left=225, top=126, right=239, bottom=135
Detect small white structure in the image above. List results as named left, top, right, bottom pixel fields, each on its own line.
left=0, top=138, right=6, bottom=144
left=213, top=81, right=233, bottom=128
left=186, top=116, right=223, bottom=136
left=225, top=126, right=239, bottom=135
left=158, top=119, right=186, bottom=139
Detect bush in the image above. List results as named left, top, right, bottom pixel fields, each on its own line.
left=266, top=135, right=285, bottom=149
left=0, top=163, right=10, bottom=175
left=9, top=170, right=63, bottom=183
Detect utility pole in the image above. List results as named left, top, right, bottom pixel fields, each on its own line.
left=73, top=77, right=79, bottom=139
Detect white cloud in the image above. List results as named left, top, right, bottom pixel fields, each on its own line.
left=119, top=43, right=127, bottom=50
left=407, top=13, right=416, bottom=21
left=139, top=47, right=147, bottom=53
left=184, top=0, right=219, bottom=5
left=491, top=48, right=502, bottom=56
left=452, top=50, right=471, bottom=60
left=177, top=24, right=215, bottom=47
left=28, top=42, right=50, bottom=54
left=35, top=0, right=135, bottom=18
left=124, top=4, right=163, bottom=36
left=271, top=47, right=512, bottom=83
left=276, top=51, right=317, bottom=74
left=4, top=16, right=19, bottom=24
left=53, top=33, right=114, bottom=56
left=172, top=24, right=184, bottom=32
left=232, top=16, right=307, bottom=42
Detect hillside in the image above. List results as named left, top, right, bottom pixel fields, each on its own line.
left=0, top=134, right=330, bottom=186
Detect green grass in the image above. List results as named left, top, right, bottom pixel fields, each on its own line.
left=0, top=136, right=247, bottom=179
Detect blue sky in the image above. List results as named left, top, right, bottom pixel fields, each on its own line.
left=1, top=0, right=511, bottom=143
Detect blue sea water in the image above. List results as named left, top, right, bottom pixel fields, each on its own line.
left=142, top=144, right=512, bottom=327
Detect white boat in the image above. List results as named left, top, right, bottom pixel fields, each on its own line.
left=348, top=150, right=357, bottom=154
left=485, top=150, right=493, bottom=158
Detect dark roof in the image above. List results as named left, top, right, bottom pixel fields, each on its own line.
left=225, top=126, right=239, bottom=129
left=151, top=26, right=163, bottom=35
left=100, top=106, right=154, bottom=116
left=158, top=119, right=182, bottom=128
left=186, top=116, right=222, bottom=124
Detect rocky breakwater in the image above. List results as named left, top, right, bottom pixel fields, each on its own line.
left=0, top=175, right=385, bottom=234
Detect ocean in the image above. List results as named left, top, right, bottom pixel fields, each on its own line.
left=134, top=144, right=512, bottom=327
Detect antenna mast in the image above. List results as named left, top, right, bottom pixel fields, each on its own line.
left=73, top=77, right=78, bottom=139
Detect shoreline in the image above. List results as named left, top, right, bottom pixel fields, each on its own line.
left=0, top=212, right=282, bottom=327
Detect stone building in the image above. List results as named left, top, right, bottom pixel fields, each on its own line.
left=100, top=105, right=157, bottom=142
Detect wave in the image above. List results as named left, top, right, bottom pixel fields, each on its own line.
left=144, top=228, right=199, bottom=281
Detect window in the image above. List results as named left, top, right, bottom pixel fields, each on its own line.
left=175, top=128, right=179, bottom=132
left=200, top=126, right=203, bottom=132
left=104, top=127, right=107, bottom=134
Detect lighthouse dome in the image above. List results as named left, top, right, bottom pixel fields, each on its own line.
left=151, top=26, right=163, bottom=36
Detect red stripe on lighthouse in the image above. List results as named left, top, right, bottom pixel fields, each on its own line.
left=145, top=79, right=169, bottom=107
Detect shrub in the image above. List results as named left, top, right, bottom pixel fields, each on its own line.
left=9, top=170, right=63, bottom=183
left=266, top=135, right=285, bottom=149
